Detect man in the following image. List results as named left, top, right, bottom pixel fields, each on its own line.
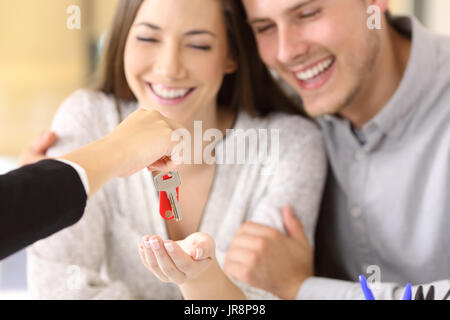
left=0, top=108, right=180, bottom=260
left=223, top=0, right=450, bottom=299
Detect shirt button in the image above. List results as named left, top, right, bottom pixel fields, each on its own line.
left=351, top=207, right=363, bottom=219
left=354, top=150, right=366, bottom=161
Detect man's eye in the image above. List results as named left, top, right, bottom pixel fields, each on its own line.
left=256, top=24, right=275, bottom=34
left=137, top=37, right=159, bottom=43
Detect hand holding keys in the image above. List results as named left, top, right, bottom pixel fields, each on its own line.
left=154, top=171, right=182, bottom=222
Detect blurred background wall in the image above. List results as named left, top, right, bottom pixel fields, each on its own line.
left=0, top=0, right=450, bottom=158
left=0, top=0, right=119, bottom=157
left=0, top=0, right=118, bottom=299
left=0, top=0, right=450, bottom=299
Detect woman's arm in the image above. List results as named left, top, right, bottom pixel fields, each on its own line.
left=138, top=233, right=246, bottom=300
left=27, top=90, right=134, bottom=299
left=27, top=194, right=134, bottom=299
left=223, top=116, right=328, bottom=299
left=179, top=259, right=246, bottom=300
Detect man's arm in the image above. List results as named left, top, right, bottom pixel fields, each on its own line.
left=19, top=132, right=57, bottom=166
left=0, top=108, right=181, bottom=260
left=225, top=207, right=450, bottom=300
left=224, top=206, right=314, bottom=300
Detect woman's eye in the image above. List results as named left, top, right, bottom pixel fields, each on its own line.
left=256, top=24, right=275, bottom=34
left=188, top=45, right=212, bottom=51
left=137, top=37, right=159, bottom=43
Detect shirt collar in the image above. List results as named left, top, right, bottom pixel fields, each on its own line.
left=369, top=15, right=437, bottom=135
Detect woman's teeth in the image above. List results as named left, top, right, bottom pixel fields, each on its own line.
left=295, top=58, right=334, bottom=81
left=151, top=84, right=192, bottom=99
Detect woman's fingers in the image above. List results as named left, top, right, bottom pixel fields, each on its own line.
left=180, top=232, right=216, bottom=260
left=138, top=244, right=147, bottom=267
left=164, top=240, right=211, bottom=276
left=138, top=233, right=216, bottom=284
left=163, top=240, right=192, bottom=273
left=147, top=156, right=178, bottom=172
left=139, top=236, right=170, bottom=282
left=147, top=236, right=187, bottom=284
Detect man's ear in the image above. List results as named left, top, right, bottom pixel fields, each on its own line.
left=224, top=55, right=238, bottom=74
left=370, top=0, right=389, bottom=13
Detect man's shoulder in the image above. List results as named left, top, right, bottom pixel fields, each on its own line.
left=434, top=34, right=450, bottom=80
left=425, top=33, right=450, bottom=116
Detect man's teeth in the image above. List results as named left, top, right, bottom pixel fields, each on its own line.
left=296, top=58, right=334, bottom=81
left=151, top=84, right=191, bottom=99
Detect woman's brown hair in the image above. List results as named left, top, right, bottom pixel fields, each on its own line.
left=96, top=0, right=304, bottom=119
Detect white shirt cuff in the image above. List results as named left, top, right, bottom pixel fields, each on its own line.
left=56, top=159, right=90, bottom=196
left=296, top=277, right=450, bottom=300
left=295, top=277, right=364, bottom=300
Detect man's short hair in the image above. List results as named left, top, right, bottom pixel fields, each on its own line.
left=385, top=9, right=393, bottom=25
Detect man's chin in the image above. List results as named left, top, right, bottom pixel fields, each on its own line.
left=302, top=90, right=356, bottom=119
left=303, top=103, right=340, bottom=119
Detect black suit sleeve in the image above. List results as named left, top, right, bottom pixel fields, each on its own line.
left=0, top=159, right=87, bottom=260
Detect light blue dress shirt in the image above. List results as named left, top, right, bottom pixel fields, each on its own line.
left=298, top=16, right=450, bottom=300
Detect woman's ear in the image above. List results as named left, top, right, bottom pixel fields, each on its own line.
left=224, top=55, right=238, bottom=74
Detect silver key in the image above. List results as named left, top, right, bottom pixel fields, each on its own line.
left=154, top=171, right=182, bottom=222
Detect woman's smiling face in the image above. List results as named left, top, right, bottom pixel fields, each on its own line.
left=124, top=0, right=237, bottom=124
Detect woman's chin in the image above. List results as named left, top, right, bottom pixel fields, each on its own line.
left=157, top=109, right=192, bottom=125
left=137, top=99, right=179, bottom=118
left=138, top=97, right=204, bottom=126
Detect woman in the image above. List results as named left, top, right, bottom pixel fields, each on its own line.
left=27, top=0, right=326, bottom=299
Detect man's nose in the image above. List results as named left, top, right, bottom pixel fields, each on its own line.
left=153, top=42, right=187, bottom=80
left=277, top=25, right=309, bottom=65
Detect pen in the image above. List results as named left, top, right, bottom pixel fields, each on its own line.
left=442, top=288, right=450, bottom=300
left=414, top=285, right=424, bottom=300
left=425, top=285, right=435, bottom=300
left=402, top=283, right=412, bottom=300
left=359, top=275, right=375, bottom=300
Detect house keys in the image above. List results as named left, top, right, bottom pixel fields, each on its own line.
left=154, top=171, right=182, bottom=222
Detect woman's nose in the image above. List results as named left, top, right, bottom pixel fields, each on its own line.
left=153, top=42, right=187, bottom=80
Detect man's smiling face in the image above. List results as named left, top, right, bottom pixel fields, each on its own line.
left=242, top=0, right=384, bottom=118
